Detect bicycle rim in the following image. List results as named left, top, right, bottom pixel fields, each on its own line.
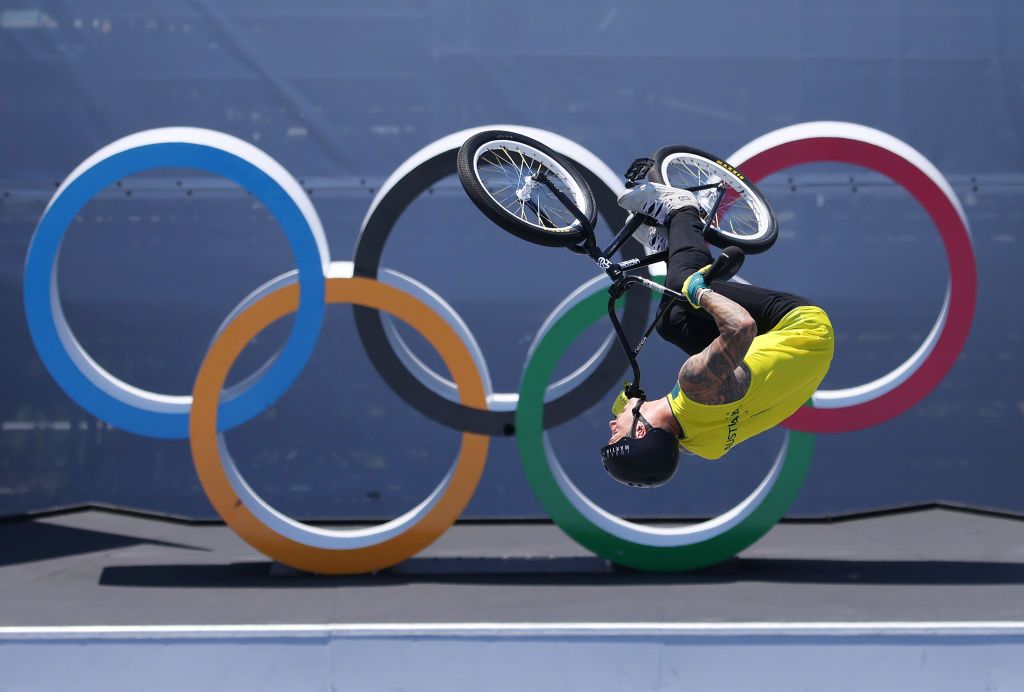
left=473, top=140, right=589, bottom=234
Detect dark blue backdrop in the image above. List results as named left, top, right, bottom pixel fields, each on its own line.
left=1, top=0, right=1021, bottom=518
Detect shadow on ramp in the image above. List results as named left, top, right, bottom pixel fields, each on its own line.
left=99, top=556, right=1024, bottom=588
left=0, top=520, right=206, bottom=566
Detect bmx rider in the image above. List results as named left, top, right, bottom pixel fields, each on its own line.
left=601, top=182, right=834, bottom=487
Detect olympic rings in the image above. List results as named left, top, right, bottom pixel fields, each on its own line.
left=22, top=121, right=976, bottom=574
left=190, top=267, right=489, bottom=575
left=22, top=128, right=330, bottom=439
left=515, top=279, right=816, bottom=571
left=351, top=125, right=652, bottom=436
left=728, top=122, right=977, bottom=433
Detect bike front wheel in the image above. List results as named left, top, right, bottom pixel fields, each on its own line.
left=458, top=130, right=597, bottom=248
left=649, top=145, right=778, bottom=254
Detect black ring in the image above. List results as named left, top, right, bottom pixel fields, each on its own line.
left=351, top=140, right=650, bottom=436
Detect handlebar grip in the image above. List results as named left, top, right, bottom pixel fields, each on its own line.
left=703, top=246, right=745, bottom=284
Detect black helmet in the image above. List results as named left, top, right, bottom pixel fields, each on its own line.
left=601, top=426, right=680, bottom=488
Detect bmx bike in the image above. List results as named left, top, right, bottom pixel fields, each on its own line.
left=456, top=130, right=778, bottom=404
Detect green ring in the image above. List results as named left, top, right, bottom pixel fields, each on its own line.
left=515, top=283, right=816, bottom=572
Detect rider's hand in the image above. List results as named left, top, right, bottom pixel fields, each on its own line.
left=682, top=264, right=713, bottom=309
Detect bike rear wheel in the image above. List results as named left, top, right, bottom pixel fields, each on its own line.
left=649, top=145, right=777, bottom=254
left=458, top=130, right=596, bottom=248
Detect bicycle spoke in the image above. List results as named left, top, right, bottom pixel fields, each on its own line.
left=498, top=147, right=521, bottom=178
left=530, top=198, right=557, bottom=229
left=535, top=196, right=548, bottom=228
left=484, top=150, right=516, bottom=182
left=483, top=150, right=507, bottom=173
left=682, top=159, right=703, bottom=186
left=515, top=148, right=531, bottom=179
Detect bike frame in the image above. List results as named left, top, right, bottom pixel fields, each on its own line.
left=533, top=172, right=725, bottom=401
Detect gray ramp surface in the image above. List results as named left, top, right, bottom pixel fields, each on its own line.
left=2, top=508, right=1023, bottom=626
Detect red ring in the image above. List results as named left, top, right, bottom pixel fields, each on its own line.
left=737, top=137, right=976, bottom=433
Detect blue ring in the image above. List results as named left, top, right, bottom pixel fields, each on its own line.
left=23, top=141, right=326, bottom=439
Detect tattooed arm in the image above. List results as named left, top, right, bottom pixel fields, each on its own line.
left=678, top=291, right=756, bottom=405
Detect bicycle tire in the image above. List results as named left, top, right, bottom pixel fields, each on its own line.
left=649, top=145, right=778, bottom=254
left=458, top=130, right=596, bottom=248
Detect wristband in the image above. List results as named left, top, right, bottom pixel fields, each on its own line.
left=682, top=265, right=711, bottom=309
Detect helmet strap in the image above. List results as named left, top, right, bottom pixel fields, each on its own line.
left=629, top=396, right=647, bottom=438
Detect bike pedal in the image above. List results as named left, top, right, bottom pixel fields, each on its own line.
left=623, top=158, right=655, bottom=187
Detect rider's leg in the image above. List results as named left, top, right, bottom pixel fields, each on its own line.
left=656, top=209, right=719, bottom=354
left=657, top=208, right=814, bottom=355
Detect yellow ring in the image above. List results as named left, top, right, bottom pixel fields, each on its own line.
left=189, top=277, right=489, bottom=574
